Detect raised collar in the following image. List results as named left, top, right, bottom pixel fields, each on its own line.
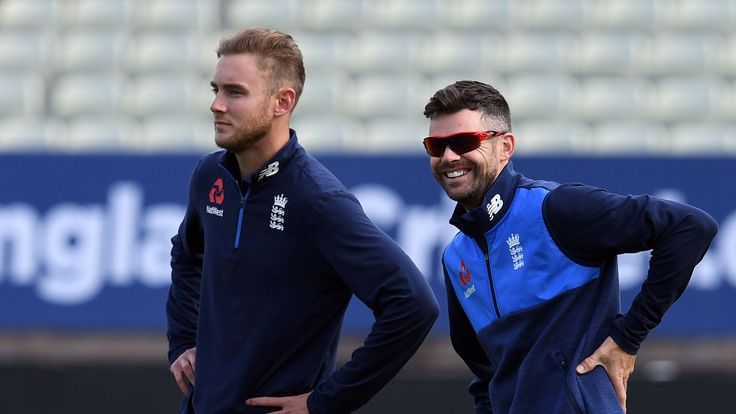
left=219, top=129, right=301, bottom=186
left=449, top=161, right=521, bottom=239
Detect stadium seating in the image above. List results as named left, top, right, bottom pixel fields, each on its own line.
left=291, top=114, right=364, bottom=152
left=592, top=120, right=669, bottom=153
left=514, top=119, right=593, bottom=155
left=61, top=115, right=138, bottom=151
left=136, top=114, right=213, bottom=152
left=298, top=0, right=365, bottom=30
left=57, top=0, right=131, bottom=29
left=0, top=73, right=45, bottom=117
left=569, top=31, right=649, bottom=75
left=295, top=74, right=346, bottom=116
left=669, top=122, right=736, bottom=154
left=225, top=0, right=298, bottom=31
left=53, top=30, right=124, bottom=71
left=124, top=32, right=199, bottom=73
left=585, top=0, right=656, bottom=29
left=0, top=31, right=49, bottom=71
left=49, top=73, right=123, bottom=117
left=0, top=0, right=733, bottom=154
left=361, top=116, right=429, bottom=153
left=0, top=116, right=63, bottom=150
left=414, top=31, right=499, bottom=74
left=0, top=0, right=58, bottom=29
left=508, top=0, right=585, bottom=29
left=572, top=77, right=653, bottom=121
left=436, top=0, right=511, bottom=30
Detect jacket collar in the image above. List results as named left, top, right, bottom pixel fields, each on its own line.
left=219, top=129, right=301, bottom=186
left=449, top=161, right=521, bottom=238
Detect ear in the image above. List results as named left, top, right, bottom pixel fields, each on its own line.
left=272, top=87, right=297, bottom=117
left=500, top=132, right=515, bottom=161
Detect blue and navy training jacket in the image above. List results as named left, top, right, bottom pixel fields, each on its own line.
left=443, top=162, right=717, bottom=414
left=166, top=130, right=439, bottom=414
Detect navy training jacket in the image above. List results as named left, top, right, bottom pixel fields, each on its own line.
left=443, top=162, right=718, bottom=414
left=166, top=130, right=439, bottom=414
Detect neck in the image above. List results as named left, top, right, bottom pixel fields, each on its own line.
left=460, top=160, right=509, bottom=212
left=460, top=197, right=482, bottom=213
left=235, top=123, right=290, bottom=178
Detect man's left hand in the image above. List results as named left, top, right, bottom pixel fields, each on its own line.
left=576, top=336, right=636, bottom=413
left=246, top=391, right=311, bottom=414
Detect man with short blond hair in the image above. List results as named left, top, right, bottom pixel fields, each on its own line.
left=166, top=27, right=439, bottom=414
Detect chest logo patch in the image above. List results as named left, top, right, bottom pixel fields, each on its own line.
left=507, top=233, right=524, bottom=270
left=206, top=177, right=225, bottom=217
left=209, top=177, right=224, bottom=204
left=458, top=261, right=476, bottom=299
left=258, top=161, right=280, bottom=181
left=486, top=193, right=503, bottom=222
left=270, top=194, right=288, bottom=231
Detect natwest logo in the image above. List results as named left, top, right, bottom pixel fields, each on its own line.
left=459, top=260, right=471, bottom=287
left=458, top=260, right=476, bottom=299
left=209, top=178, right=224, bottom=204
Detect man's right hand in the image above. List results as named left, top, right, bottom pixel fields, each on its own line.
left=170, top=347, right=197, bottom=395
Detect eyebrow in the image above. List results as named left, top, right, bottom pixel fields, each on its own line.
left=210, top=81, right=247, bottom=91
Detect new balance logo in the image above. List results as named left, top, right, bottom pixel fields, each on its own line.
left=487, top=194, right=503, bottom=222
left=258, top=162, right=280, bottom=181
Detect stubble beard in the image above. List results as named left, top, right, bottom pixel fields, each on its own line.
left=438, top=165, right=498, bottom=211
left=215, top=109, right=273, bottom=154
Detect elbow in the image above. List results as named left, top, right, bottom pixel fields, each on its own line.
left=691, top=210, right=719, bottom=244
left=703, top=214, right=719, bottom=242
left=403, top=287, right=439, bottom=329
left=404, top=271, right=440, bottom=327
left=419, top=292, right=440, bottom=327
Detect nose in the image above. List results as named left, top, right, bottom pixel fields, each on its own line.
left=210, top=92, right=225, bottom=113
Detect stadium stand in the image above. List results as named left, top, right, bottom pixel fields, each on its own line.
left=49, top=73, right=123, bottom=117
left=0, top=0, right=734, bottom=154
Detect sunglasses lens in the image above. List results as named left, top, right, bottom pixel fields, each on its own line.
left=424, top=134, right=480, bottom=156
left=424, top=138, right=445, bottom=156
left=450, top=134, right=480, bottom=154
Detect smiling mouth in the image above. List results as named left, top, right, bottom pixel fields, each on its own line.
left=445, top=169, right=470, bottom=178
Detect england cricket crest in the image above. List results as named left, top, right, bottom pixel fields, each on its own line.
left=507, top=233, right=524, bottom=270
left=270, top=194, right=287, bottom=231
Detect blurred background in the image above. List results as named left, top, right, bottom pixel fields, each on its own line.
left=1, top=0, right=735, bottom=412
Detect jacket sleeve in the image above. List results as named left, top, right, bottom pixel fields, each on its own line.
left=543, top=183, right=718, bottom=354
left=166, top=164, right=204, bottom=365
left=305, top=190, right=440, bottom=414
left=443, top=260, right=494, bottom=414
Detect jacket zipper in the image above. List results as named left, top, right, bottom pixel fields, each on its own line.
left=476, top=237, right=501, bottom=319
left=233, top=188, right=249, bottom=249
left=484, top=252, right=502, bottom=319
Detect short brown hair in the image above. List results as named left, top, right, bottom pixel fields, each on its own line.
left=217, top=27, right=306, bottom=103
left=424, top=80, right=512, bottom=130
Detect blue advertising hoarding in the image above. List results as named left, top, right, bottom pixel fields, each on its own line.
left=0, top=153, right=734, bottom=336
